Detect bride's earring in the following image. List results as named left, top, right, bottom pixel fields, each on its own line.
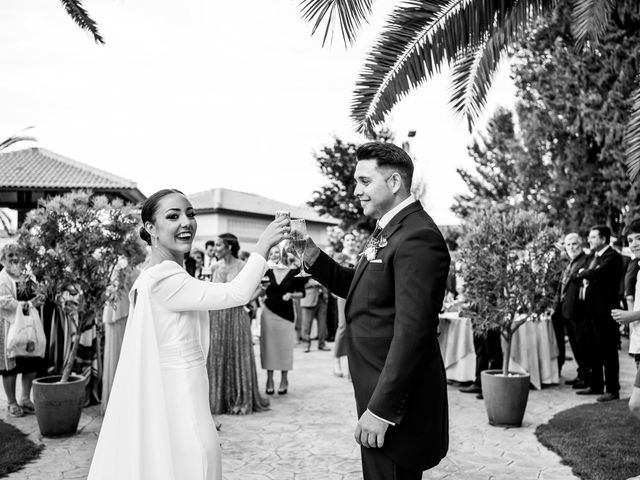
left=152, top=235, right=158, bottom=248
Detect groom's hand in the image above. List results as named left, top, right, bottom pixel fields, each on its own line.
left=354, top=410, right=388, bottom=449
left=303, top=235, right=321, bottom=267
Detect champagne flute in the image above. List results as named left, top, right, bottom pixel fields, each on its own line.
left=290, top=219, right=311, bottom=278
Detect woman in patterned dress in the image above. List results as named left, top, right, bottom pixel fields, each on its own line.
left=207, top=233, right=269, bottom=414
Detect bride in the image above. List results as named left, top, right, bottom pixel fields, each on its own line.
left=87, top=189, right=289, bottom=480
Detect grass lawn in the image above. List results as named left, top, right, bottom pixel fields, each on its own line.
left=536, top=399, right=640, bottom=480
left=0, top=419, right=43, bottom=477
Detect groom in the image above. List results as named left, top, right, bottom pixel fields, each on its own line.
left=304, top=142, right=450, bottom=480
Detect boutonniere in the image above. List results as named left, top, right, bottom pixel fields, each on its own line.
left=378, top=236, right=388, bottom=248
left=363, top=244, right=377, bottom=261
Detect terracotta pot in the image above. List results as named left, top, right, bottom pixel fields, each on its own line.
left=32, top=375, right=85, bottom=437
left=481, top=369, right=530, bottom=427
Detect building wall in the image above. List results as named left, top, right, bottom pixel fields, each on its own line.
left=193, top=212, right=333, bottom=252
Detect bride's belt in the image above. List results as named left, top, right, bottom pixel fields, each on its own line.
left=158, top=339, right=205, bottom=369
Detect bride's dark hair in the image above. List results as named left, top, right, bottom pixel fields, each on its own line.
left=139, top=189, right=186, bottom=246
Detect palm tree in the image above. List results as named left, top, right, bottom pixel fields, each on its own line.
left=298, top=0, right=640, bottom=178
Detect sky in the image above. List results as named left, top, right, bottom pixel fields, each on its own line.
left=0, top=0, right=515, bottom=226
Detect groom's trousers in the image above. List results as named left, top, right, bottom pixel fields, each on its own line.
left=361, top=447, right=422, bottom=480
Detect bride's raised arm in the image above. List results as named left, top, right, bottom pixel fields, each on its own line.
left=151, top=216, right=288, bottom=312
left=152, top=253, right=268, bottom=312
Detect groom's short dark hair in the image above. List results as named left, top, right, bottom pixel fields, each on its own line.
left=356, top=142, right=414, bottom=190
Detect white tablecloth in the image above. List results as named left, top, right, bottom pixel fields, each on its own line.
left=438, top=313, right=559, bottom=389
left=438, top=312, right=476, bottom=383
left=504, top=317, right=559, bottom=389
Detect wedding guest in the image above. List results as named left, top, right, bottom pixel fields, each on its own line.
left=87, top=189, right=288, bottom=480
left=333, top=234, right=358, bottom=378
left=576, top=225, right=622, bottom=402
left=204, top=240, right=216, bottom=268
left=260, top=245, right=306, bottom=394
left=0, top=243, right=42, bottom=417
left=458, top=325, right=502, bottom=400
left=191, top=249, right=205, bottom=279
left=202, top=240, right=216, bottom=281
left=300, top=278, right=330, bottom=352
left=207, top=233, right=269, bottom=414
left=612, top=219, right=640, bottom=368
left=552, top=233, right=590, bottom=387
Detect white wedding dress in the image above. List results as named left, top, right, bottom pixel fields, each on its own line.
left=88, top=254, right=267, bottom=480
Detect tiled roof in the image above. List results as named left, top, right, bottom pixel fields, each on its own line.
left=0, top=147, right=140, bottom=190
left=188, top=188, right=340, bottom=225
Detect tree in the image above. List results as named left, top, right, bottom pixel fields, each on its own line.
left=298, top=0, right=640, bottom=178
left=458, top=205, right=563, bottom=376
left=16, top=191, right=146, bottom=382
left=513, top=0, right=640, bottom=233
left=452, top=106, right=550, bottom=218
left=454, top=2, right=640, bottom=236
left=307, top=128, right=394, bottom=231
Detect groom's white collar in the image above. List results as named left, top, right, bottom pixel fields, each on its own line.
left=378, top=195, right=416, bottom=229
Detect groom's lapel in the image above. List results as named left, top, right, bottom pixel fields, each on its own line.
left=346, top=222, right=403, bottom=303
left=345, top=201, right=423, bottom=307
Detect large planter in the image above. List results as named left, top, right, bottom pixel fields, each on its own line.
left=32, top=375, right=85, bottom=437
left=481, top=369, right=530, bottom=427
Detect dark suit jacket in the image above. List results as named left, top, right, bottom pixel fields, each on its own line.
left=558, top=252, right=588, bottom=321
left=576, top=246, right=623, bottom=318
left=308, top=201, right=450, bottom=472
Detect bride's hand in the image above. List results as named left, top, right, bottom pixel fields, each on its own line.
left=254, top=217, right=290, bottom=260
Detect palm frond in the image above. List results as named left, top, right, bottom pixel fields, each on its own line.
left=449, top=0, right=553, bottom=129
left=59, top=0, right=104, bottom=45
left=0, top=135, right=37, bottom=152
left=450, top=50, right=487, bottom=131
left=571, top=0, right=615, bottom=49
left=299, top=0, right=375, bottom=47
left=625, top=82, right=640, bottom=180
left=0, top=127, right=37, bottom=152
left=350, top=0, right=553, bottom=136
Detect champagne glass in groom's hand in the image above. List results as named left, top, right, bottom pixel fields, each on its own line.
left=290, top=219, right=311, bottom=278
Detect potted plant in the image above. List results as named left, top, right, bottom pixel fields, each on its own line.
left=458, top=204, right=563, bottom=427
left=16, top=191, right=146, bottom=436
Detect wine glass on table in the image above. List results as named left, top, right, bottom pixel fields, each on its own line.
left=290, top=219, right=311, bottom=278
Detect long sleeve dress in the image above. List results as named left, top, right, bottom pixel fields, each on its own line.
left=207, top=259, right=269, bottom=415
left=87, top=253, right=267, bottom=480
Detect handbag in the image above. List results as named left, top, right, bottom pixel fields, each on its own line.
left=6, top=303, right=46, bottom=358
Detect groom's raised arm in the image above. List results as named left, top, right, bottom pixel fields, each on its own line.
left=306, top=248, right=354, bottom=299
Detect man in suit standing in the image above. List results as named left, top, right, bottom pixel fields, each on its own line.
left=553, top=233, right=590, bottom=389
left=303, top=142, right=450, bottom=480
left=300, top=278, right=330, bottom=352
left=576, top=225, right=623, bottom=402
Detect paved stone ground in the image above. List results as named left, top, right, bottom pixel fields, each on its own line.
left=1, top=338, right=638, bottom=480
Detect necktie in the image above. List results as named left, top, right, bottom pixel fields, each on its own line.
left=560, top=262, right=572, bottom=298
left=370, top=223, right=383, bottom=242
